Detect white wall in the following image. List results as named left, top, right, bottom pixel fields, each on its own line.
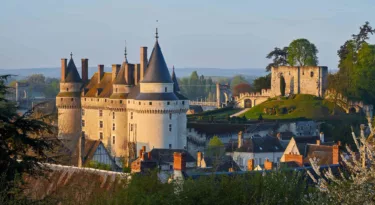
left=233, top=151, right=283, bottom=171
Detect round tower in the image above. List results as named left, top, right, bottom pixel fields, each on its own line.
left=56, top=54, right=82, bottom=149
left=132, top=35, right=187, bottom=151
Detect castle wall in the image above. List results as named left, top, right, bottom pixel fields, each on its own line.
left=140, top=83, right=174, bottom=93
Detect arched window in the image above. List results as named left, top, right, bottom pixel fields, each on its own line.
left=310, top=71, right=314, bottom=77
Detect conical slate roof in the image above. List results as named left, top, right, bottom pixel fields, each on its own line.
left=113, top=62, right=127, bottom=84
left=141, top=41, right=173, bottom=83
left=64, top=58, right=82, bottom=83
left=171, top=66, right=180, bottom=92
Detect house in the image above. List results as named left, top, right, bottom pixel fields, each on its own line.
left=280, top=137, right=340, bottom=167
left=131, top=147, right=196, bottom=173
left=232, top=136, right=284, bottom=171
left=196, top=151, right=241, bottom=172
left=81, top=139, right=121, bottom=171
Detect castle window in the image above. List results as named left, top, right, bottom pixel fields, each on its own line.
left=169, top=144, right=172, bottom=149
left=167, top=102, right=170, bottom=105
left=128, top=100, right=130, bottom=104
left=82, top=109, right=85, bottom=116
left=113, top=112, right=115, bottom=119
left=139, top=102, right=141, bottom=105
left=66, top=88, right=69, bottom=92
left=99, top=110, right=103, bottom=117
left=112, top=123, right=115, bottom=131
left=131, top=124, right=133, bottom=131
left=182, top=101, right=185, bottom=105
left=99, top=132, right=103, bottom=140
left=82, top=120, right=85, bottom=127
left=99, top=121, right=103, bottom=128
left=116, top=88, right=118, bottom=92
left=165, top=87, right=167, bottom=92
left=169, top=124, right=172, bottom=132
left=169, top=113, right=172, bottom=120
left=105, top=99, right=107, bottom=102
left=97, top=99, right=99, bottom=102
left=302, top=71, right=305, bottom=75
left=113, top=136, right=115, bottom=144
left=111, top=100, right=113, bottom=103
left=310, top=71, right=314, bottom=77
left=131, top=112, right=133, bottom=120
left=71, top=98, right=73, bottom=101
left=61, top=98, right=63, bottom=101
left=149, top=102, right=152, bottom=105
left=85, top=98, right=86, bottom=101
left=120, top=100, right=122, bottom=104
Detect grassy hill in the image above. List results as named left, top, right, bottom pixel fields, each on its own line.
left=241, top=94, right=347, bottom=120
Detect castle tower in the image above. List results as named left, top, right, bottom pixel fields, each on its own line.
left=132, top=31, right=187, bottom=151
left=56, top=53, right=82, bottom=151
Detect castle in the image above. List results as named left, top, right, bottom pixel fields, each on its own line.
left=56, top=33, right=189, bottom=163
left=235, top=66, right=328, bottom=108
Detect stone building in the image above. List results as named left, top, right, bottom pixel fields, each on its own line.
left=234, top=66, right=328, bottom=108
left=56, top=33, right=189, bottom=165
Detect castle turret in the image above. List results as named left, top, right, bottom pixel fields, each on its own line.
left=56, top=53, right=83, bottom=152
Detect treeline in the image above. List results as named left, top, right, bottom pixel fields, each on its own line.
left=178, top=71, right=217, bottom=101
left=8, top=74, right=60, bottom=98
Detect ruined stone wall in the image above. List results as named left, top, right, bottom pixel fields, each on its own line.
left=270, top=66, right=327, bottom=97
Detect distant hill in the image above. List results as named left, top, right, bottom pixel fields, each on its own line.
left=0, top=67, right=266, bottom=80
left=241, top=94, right=347, bottom=120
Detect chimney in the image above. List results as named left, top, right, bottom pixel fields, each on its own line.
left=139, top=149, right=144, bottom=158
left=316, top=140, right=321, bottom=145
left=264, top=159, right=273, bottom=170
left=148, top=152, right=151, bottom=160
left=173, top=152, right=186, bottom=171
left=337, top=141, right=342, bottom=146
left=247, top=159, right=254, bottom=171
left=98, top=65, right=104, bottom=83
left=61, top=58, right=67, bottom=82
left=319, top=132, right=325, bottom=143
left=197, top=151, right=202, bottom=167
left=140, top=47, right=148, bottom=81
left=238, top=131, right=243, bottom=148
left=142, top=146, right=146, bottom=153
left=112, top=64, right=120, bottom=81
left=284, top=153, right=303, bottom=167
left=134, top=64, right=140, bottom=85
left=81, top=58, right=88, bottom=83
left=125, top=64, right=134, bottom=85
left=332, top=145, right=339, bottom=164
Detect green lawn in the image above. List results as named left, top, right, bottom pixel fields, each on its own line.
left=241, top=94, right=346, bottom=120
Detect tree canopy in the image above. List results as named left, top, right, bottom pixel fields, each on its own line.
left=208, top=136, right=224, bottom=147
left=232, top=83, right=252, bottom=96
left=266, top=47, right=289, bottom=72
left=230, top=75, right=249, bottom=89
left=252, top=73, right=271, bottom=92
left=287, top=38, right=318, bottom=66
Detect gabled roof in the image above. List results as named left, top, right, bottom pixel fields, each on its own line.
left=171, top=66, right=180, bottom=92
left=237, top=136, right=284, bottom=153
left=64, top=58, right=82, bottom=83
left=149, top=149, right=195, bottom=164
left=82, top=73, right=113, bottom=98
left=113, top=62, right=127, bottom=85
left=141, top=40, right=173, bottom=83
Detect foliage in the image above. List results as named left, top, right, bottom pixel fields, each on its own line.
left=232, top=83, right=252, bottom=96
left=252, top=73, right=271, bottom=92
left=287, top=38, right=319, bottom=66
left=266, top=47, right=289, bottom=72
left=179, top=71, right=216, bottom=101
left=85, top=161, right=111, bottom=171
left=280, top=75, right=286, bottom=96
left=308, top=123, right=375, bottom=205
left=332, top=21, right=375, bottom=104
left=230, top=75, right=249, bottom=89
left=208, top=136, right=224, bottom=147
left=0, top=75, right=56, bottom=198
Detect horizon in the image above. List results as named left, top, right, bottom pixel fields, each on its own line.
left=1, top=0, right=374, bottom=70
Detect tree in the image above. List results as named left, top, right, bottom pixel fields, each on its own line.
left=232, top=83, right=252, bottom=96
left=252, top=74, right=271, bottom=92
left=230, top=75, right=248, bottom=89
left=280, top=75, right=286, bottom=96
left=266, top=47, right=289, bottom=72
left=0, top=75, right=56, bottom=197
left=287, top=38, right=318, bottom=66
left=208, top=136, right=224, bottom=147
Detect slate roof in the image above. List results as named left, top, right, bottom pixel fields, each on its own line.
left=188, top=105, right=204, bottom=114
left=64, top=58, right=82, bottom=83
left=188, top=122, right=247, bottom=135
left=303, top=144, right=334, bottom=165
left=141, top=40, right=173, bottom=83
left=149, top=149, right=195, bottom=164
left=135, top=92, right=178, bottom=101
left=171, top=66, right=180, bottom=92
left=113, top=62, right=127, bottom=85
left=237, top=136, right=284, bottom=153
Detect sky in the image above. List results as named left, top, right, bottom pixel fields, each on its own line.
left=0, top=0, right=374, bottom=72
